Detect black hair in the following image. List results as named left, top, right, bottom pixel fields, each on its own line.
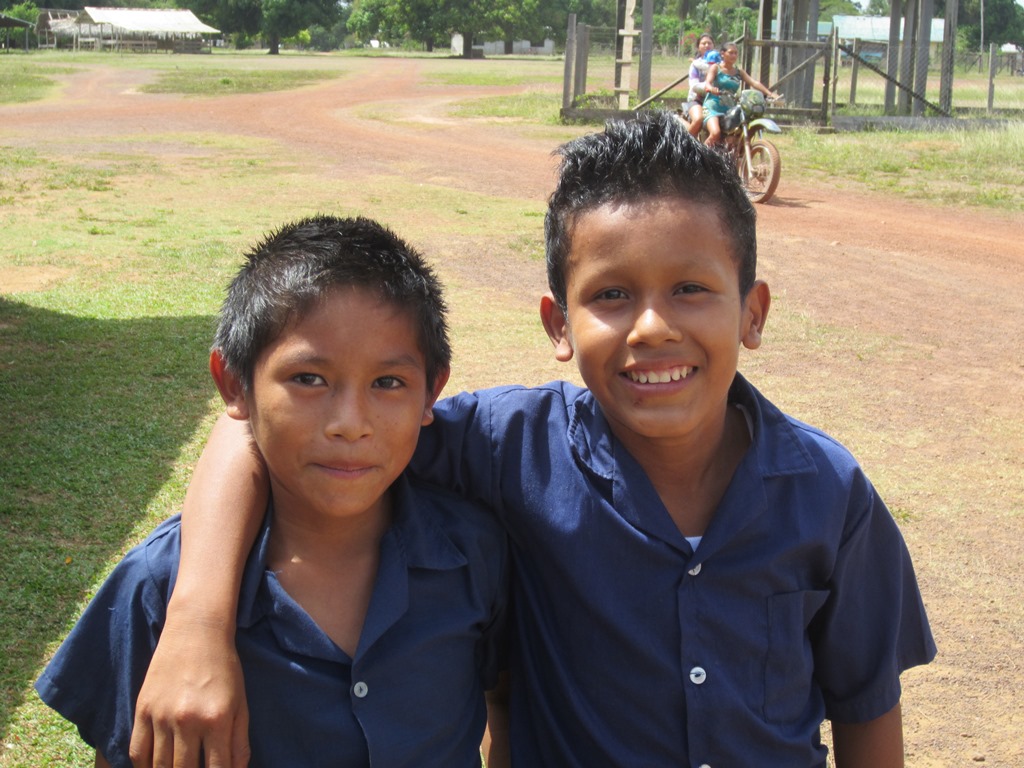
left=214, top=214, right=450, bottom=391
left=544, top=110, right=757, bottom=313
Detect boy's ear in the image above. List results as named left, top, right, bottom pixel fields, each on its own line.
left=741, top=280, right=771, bottom=350
left=421, top=366, right=451, bottom=427
left=209, top=350, right=251, bottom=420
left=540, top=293, right=575, bottom=363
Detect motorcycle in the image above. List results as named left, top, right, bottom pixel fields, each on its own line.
left=717, top=90, right=783, bottom=204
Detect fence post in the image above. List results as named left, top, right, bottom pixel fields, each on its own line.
left=911, top=0, right=933, bottom=117
left=939, top=0, right=957, bottom=114
left=885, top=0, right=903, bottom=113
left=576, top=23, right=589, bottom=99
left=849, top=38, right=860, bottom=105
left=827, top=29, right=837, bottom=123
left=562, top=14, right=576, bottom=111
left=987, top=42, right=997, bottom=112
left=638, top=0, right=653, bottom=102
left=898, top=0, right=918, bottom=114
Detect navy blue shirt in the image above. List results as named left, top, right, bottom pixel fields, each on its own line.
left=413, top=374, right=936, bottom=767
left=36, top=476, right=507, bottom=768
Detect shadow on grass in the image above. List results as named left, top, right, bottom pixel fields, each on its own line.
left=0, top=296, right=215, bottom=738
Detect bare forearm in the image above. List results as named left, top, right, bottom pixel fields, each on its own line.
left=173, top=412, right=267, bottom=624
left=832, top=702, right=904, bottom=768
left=129, top=413, right=266, bottom=768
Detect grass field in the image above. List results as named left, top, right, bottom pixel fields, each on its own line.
left=1, top=50, right=1022, bottom=766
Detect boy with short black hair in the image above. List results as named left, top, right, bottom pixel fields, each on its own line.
left=35, top=215, right=507, bottom=768
left=133, top=113, right=935, bottom=767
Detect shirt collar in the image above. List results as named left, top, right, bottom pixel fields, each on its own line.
left=566, top=372, right=817, bottom=482
left=236, top=473, right=467, bottom=629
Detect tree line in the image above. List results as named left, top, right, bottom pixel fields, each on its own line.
left=2, top=0, right=1020, bottom=55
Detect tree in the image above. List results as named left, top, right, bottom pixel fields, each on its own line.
left=957, top=0, right=1024, bottom=49
left=489, top=0, right=542, bottom=53
left=4, top=0, right=39, bottom=22
left=392, top=0, right=450, bottom=50
left=261, top=0, right=338, bottom=52
left=181, top=0, right=339, bottom=53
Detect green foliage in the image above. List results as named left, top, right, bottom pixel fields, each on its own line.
left=653, top=12, right=681, bottom=48
left=307, top=17, right=351, bottom=50
left=3, top=0, right=38, bottom=23
left=819, top=0, right=860, bottom=17
left=261, top=0, right=339, bottom=52
left=957, top=0, right=1024, bottom=49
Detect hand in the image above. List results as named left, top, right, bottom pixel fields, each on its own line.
left=129, top=616, right=251, bottom=768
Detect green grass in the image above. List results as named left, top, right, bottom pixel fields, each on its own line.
left=139, top=67, right=343, bottom=95
left=0, top=61, right=78, bottom=104
left=449, top=90, right=566, bottom=123
left=776, top=123, right=1024, bottom=210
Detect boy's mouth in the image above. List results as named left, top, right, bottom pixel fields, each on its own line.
left=625, top=366, right=694, bottom=384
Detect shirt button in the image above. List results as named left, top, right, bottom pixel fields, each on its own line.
left=698, top=764, right=711, bottom=768
left=353, top=681, right=369, bottom=698
left=689, top=666, right=707, bottom=685
left=688, top=563, right=702, bottom=576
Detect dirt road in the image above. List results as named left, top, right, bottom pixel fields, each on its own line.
left=4, top=56, right=1023, bottom=765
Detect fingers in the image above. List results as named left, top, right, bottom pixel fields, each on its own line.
left=130, top=706, right=247, bottom=768
left=128, top=714, right=154, bottom=768
left=231, top=705, right=252, bottom=768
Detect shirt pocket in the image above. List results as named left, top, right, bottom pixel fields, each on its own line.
left=764, top=590, right=829, bottom=724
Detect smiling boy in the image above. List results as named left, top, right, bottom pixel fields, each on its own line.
left=35, top=216, right=507, bottom=768
left=131, top=113, right=934, bottom=767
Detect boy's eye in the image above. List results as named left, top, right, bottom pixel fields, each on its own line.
left=374, top=376, right=404, bottom=390
left=293, top=373, right=326, bottom=386
left=595, top=288, right=627, bottom=301
left=676, top=283, right=707, bottom=295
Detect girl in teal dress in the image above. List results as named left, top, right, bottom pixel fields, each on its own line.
left=703, top=42, right=780, bottom=147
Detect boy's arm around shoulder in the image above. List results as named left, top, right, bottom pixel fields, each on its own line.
left=413, top=384, right=573, bottom=507
left=411, top=389, right=497, bottom=502
left=130, top=412, right=265, bottom=768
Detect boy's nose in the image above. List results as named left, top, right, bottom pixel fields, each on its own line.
left=628, top=305, right=682, bottom=346
left=325, top=390, right=373, bottom=441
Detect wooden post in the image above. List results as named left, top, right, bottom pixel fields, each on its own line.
left=825, top=28, right=835, bottom=123
left=792, top=0, right=810, bottom=107
left=563, top=14, right=576, bottom=110
left=939, top=0, right=957, bottom=114
left=615, top=0, right=637, bottom=110
left=576, top=23, right=589, bottom=99
left=885, top=0, right=902, bottom=112
left=911, top=0, right=933, bottom=117
left=988, top=42, right=997, bottom=112
left=638, top=0, right=653, bottom=102
left=897, top=0, right=918, bottom=114
left=758, top=0, right=774, bottom=86
left=849, top=38, right=860, bottom=105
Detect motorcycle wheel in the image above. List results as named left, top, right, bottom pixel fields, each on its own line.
left=739, top=139, right=781, bottom=204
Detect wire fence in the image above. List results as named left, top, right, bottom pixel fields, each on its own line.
left=564, top=17, right=1024, bottom=124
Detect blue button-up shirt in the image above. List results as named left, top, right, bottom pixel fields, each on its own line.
left=414, top=374, right=935, bottom=767
left=36, top=476, right=507, bottom=768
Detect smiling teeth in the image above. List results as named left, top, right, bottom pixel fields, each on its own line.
left=628, top=367, right=692, bottom=384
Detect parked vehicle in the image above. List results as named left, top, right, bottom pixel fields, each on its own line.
left=717, top=90, right=783, bottom=204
